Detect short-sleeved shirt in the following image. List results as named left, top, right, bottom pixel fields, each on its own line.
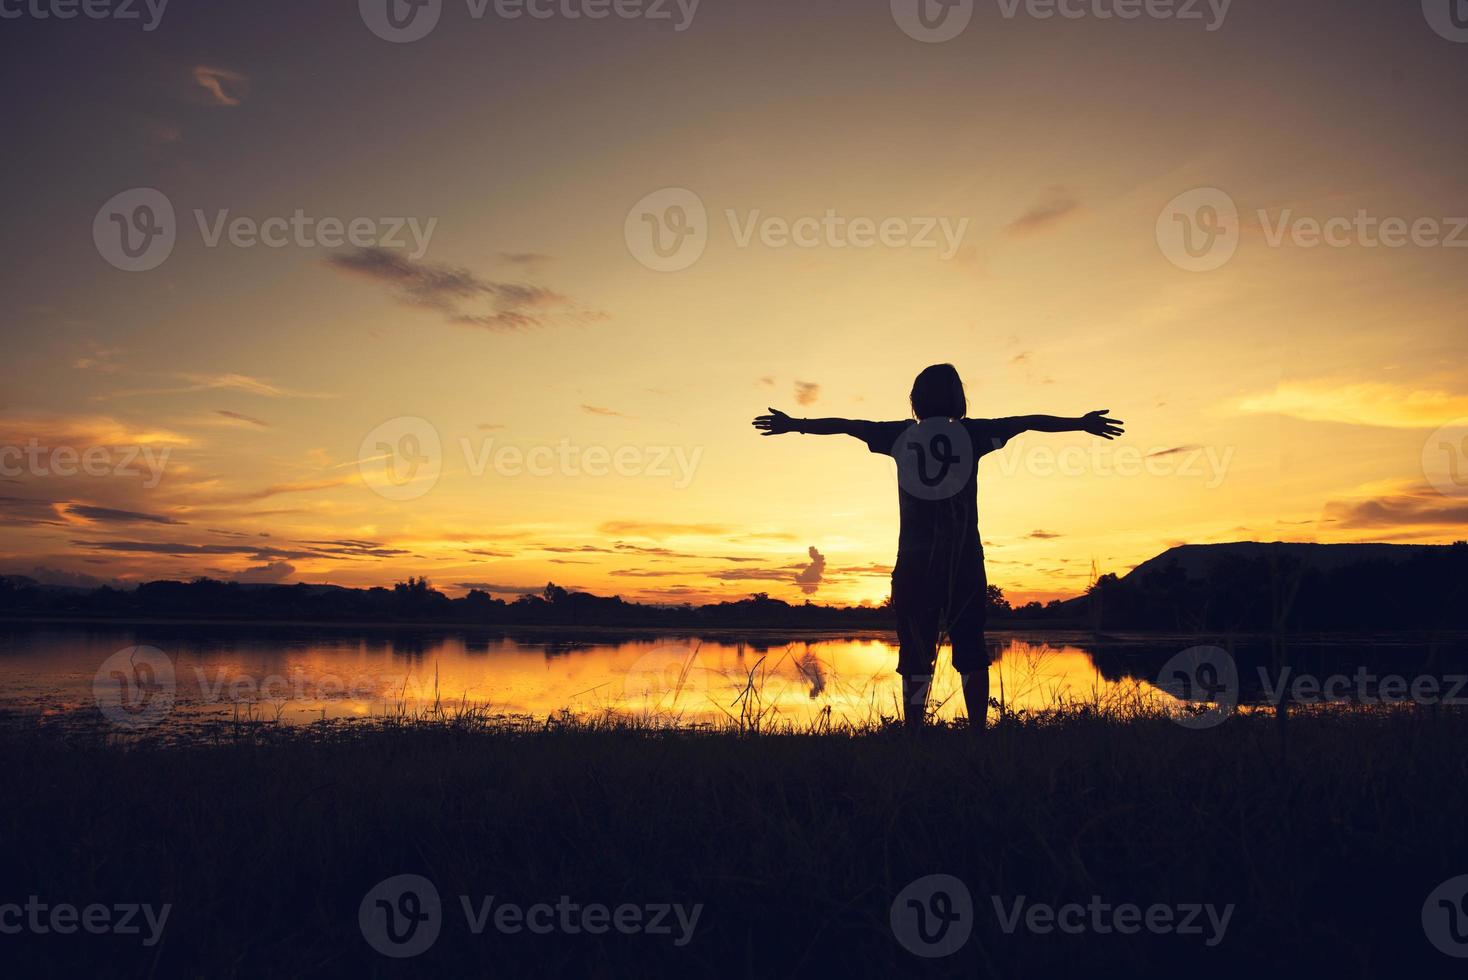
left=855, top=418, right=1023, bottom=562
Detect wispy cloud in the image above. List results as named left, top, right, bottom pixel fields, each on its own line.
left=327, top=247, right=605, bottom=332
left=794, top=381, right=820, bottom=406
left=739, top=531, right=799, bottom=543
left=64, top=504, right=185, bottom=526
left=0, top=495, right=69, bottom=528
left=215, top=409, right=270, bottom=428
left=216, top=475, right=357, bottom=504
left=101, top=373, right=326, bottom=401
left=73, top=534, right=409, bottom=563
left=0, top=565, right=128, bottom=589
left=500, top=252, right=552, bottom=266
left=0, top=412, right=190, bottom=448
left=1237, top=381, right=1468, bottom=429
left=191, top=65, right=249, bottom=107
left=581, top=404, right=627, bottom=418
left=1323, top=482, right=1468, bottom=530
left=233, top=560, right=295, bottom=584
left=76, top=540, right=309, bottom=559
left=598, top=521, right=730, bottom=539
left=454, top=582, right=554, bottom=595
left=73, top=342, right=122, bottom=373
left=1146, top=446, right=1200, bottom=459
left=1005, top=186, right=1082, bottom=237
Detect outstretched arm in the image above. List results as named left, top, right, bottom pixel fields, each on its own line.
left=1004, top=410, right=1125, bottom=440
left=751, top=408, right=870, bottom=438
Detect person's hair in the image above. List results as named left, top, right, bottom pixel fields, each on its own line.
left=909, top=363, right=967, bottom=420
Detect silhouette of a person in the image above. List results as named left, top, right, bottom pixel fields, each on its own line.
left=753, top=363, right=1123, bottom=730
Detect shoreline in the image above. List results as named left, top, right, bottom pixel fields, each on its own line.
left=1, top=614, right=1463, bottom=646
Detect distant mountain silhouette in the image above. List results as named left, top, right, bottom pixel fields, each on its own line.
left=1064, top=540, right=1467, bottom=632
left=1125, top=541, right=1443, bottom=581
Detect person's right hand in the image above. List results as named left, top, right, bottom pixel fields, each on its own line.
left=752, top=408, right=795, bottom=436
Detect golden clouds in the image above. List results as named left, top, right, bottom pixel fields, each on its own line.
left=1237, top=381, right=1468, bottom=429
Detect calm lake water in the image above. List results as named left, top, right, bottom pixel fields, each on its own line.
left=1, top=623, right=1461, bottom=737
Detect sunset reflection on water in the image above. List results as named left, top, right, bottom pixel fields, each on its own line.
left=0, top=626, right=1170, bottom=733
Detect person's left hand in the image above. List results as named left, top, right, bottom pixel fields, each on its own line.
left=1081, top=410, right=1125, bottom=440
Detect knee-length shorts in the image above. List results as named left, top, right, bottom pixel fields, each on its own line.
left=891, top=555, right=991, bottom=676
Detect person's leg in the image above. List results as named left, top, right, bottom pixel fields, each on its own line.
left=893, top=567, right=938, bottom=730
left=948, top=562, right=991, bottom=732
left=902, top=674, right=932, bottom=730
left=960, top=671, right=989, bottom=731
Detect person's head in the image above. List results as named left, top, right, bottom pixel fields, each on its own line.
left=909, top=363, right=967, bottom=420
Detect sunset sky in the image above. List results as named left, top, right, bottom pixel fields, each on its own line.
left=2, top=0, right=1466, bottom=606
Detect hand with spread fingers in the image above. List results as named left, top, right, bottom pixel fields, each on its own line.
left=751, top=408, right=796, bottom=436
left=1080, top=410, right=1125, bottom=440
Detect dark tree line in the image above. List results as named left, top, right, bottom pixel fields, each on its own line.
left=4, top=542, right=1463, bottom=631
left=0, top=575, right=993, bottom=630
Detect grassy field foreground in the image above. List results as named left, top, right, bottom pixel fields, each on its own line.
left=2, top=708, right=1467, bottom=978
